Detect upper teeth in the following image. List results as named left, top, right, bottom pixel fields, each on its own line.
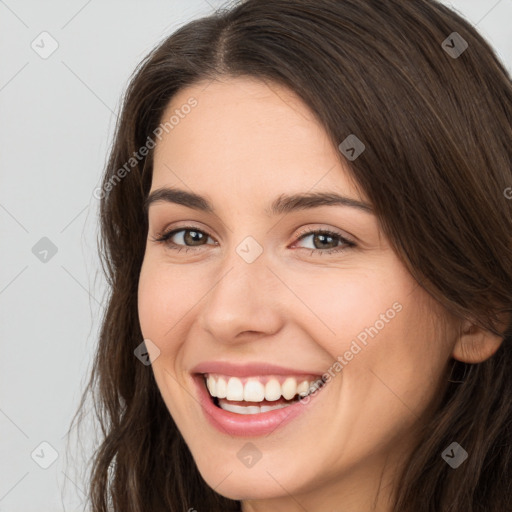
left=205, top=374, right=322, bottom=402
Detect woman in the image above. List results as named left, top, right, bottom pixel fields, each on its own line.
left=78, top=0, right=512, bottom=510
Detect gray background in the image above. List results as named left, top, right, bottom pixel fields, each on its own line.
left=1, top=1, right=511, bottom=510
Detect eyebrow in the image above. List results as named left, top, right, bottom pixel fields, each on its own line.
left=144, top=187, right=373, bottom=215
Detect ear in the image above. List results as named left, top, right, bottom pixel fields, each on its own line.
left=452, top=318, right=507, bottom=364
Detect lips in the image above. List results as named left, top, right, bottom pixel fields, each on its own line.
left=190, top=361, right=327, bottom=436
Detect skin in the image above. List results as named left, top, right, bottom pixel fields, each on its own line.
left=137, top=76, right=500, bottom=511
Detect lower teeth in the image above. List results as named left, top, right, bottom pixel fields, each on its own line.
left=218, top=400, right=294, bottom=415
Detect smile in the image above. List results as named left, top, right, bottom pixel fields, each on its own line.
left=191, top=362, right=327, bottom=436
left=205, top=374, right=323, bottom=414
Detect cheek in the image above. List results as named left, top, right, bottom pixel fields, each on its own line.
left=289, top=265, right=403, bottom=348
left=328, top=288, right=452, bottom=442
left=302, top=263, right=452, bottom=429
left=137, top=256, right=203, bottom=342
left=137, top=259, right=196, bottom=413
left=137, top=267, right=163, bottom=342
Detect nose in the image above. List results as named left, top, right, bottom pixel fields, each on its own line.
left=198, top=245, right=285, bottom=344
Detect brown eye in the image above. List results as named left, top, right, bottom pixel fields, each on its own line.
left=294, top=229, right=356, bottom=254
left=153, top=227, right=215, bottom=249
left=180, top=229, right=208, bottom=246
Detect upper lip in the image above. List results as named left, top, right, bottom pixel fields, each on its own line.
left=190, top=361, right=322, bottom=378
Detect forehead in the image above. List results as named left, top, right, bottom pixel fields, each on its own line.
left=151, top=76, right=365, bottom=205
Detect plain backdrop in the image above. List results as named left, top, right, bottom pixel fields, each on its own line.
left=1, top=1, right=511, bottom=510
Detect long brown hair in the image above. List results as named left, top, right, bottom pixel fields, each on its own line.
left=74, top=0, right=512, bottom=510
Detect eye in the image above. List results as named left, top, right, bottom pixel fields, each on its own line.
left=151, top=225, right=356, bottom=255
left=292, top=228, right=356, bottom=255
left=151, top=226, right=216, bottom=252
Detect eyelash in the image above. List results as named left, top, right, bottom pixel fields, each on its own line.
left=151, top=225, right=356, bottom=256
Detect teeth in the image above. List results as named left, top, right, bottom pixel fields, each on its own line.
left=216, top=377, right=227, bottom=399
left=282, top=377, right=297, bottom=400
left=219, top=401, right=291, bottom=414
left=297, top=380, right=310, bottom=397
left=243, top=380, right=265, bottom=402
left=226, top=377, right=244, bottom=401
left=265, top=379, right=282, bottom=401
left=205, top=375, right=321, bottom=402
left=206, top=375, right=216, bottom=396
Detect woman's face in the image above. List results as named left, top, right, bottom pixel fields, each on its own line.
left=138, top=76, right=459, bottom=510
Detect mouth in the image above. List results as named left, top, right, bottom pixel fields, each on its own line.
left=191, top=365, right=327, bottom=436
left=204, top=374, right=325, bottom=414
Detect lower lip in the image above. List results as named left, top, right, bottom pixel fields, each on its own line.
left=192, top=375, right=324, bottom=437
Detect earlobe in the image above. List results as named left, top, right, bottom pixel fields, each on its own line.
left=452, top=319, right=505, bottom=364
